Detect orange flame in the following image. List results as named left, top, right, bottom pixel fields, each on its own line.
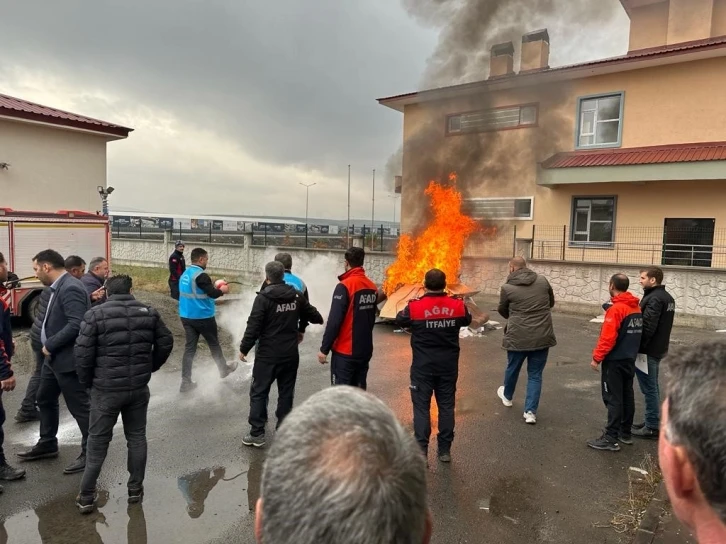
left=384, top=174, right=477, bottom=294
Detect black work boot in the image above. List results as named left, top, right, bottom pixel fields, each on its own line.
left=180, top=380, right=198, bottom=393
left=587, top=433, right=621, bottom=452
left=128, top=486, right=144, bottom=504
left=17, top=444, right=59, bottom=461
left=0, top=463, right=26, bottom=481
left=15, top=410, right=40, bottom=423
left=64, top=454, right=86, bottom=475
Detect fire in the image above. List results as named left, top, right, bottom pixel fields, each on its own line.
left=383, top=174, right=478, bottom=295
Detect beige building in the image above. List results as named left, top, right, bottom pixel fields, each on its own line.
left=379, top=0, right=726, bottom=269
left=0, top=94, right=132, bottom=214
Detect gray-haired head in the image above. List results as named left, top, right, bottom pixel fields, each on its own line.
left=274, top=252, right=293, bottom=271
left=257, top=386, right=430, bottom=544
left=663, top=341, right=726, bottom=526
left=265, top=261, right=285, bottom=284
left=88, top=257, right=107, bottom=273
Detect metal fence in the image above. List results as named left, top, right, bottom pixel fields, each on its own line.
left=111, top=223, right=401, bottom=252
left=531, top=225, right=726, bottom=268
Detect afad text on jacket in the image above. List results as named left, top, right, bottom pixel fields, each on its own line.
left=320, top=267, right=378, bottom=361
left=240, top=283, right=323, bottom=363
left=593, top=292, right=643, bottom=364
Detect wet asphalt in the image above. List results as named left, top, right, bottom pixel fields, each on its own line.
left=0, top=293, right=715, bottom=544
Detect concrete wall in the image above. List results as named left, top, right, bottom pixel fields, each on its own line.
left=0, top=118, right=109, bottom=213
left=112, top=238, right=726, bottom=328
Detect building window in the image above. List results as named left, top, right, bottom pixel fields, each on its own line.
left=576, top=93, right=623, bottom=149
left=447, top=104, right=538, bottom=134
left=462, top=197, right=534, bottom=220
left=570, top=197, right=615, bottom=244
left=662, top=218, right=715, bottom=268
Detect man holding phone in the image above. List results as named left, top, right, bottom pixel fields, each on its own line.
left=81, top=257, right=109, bottom=307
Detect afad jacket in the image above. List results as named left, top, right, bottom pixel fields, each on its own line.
left=320, top=267, right=378, bottom=360
left=593, top=292, right=643, bottom=364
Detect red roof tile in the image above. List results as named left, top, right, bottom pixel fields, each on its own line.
left=0, top=93, right=132, bottom=138
left=542, top=142, right=726, bottom=169
left=378, top=36, right=726, bottom=106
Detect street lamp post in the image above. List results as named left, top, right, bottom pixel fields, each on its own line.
left=97, top=186, right=115, bottom=216
left=389, top=193, right=400, bottom=228
left=299, top=182, right=316, bottom=248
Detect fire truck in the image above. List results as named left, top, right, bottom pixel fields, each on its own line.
left=0, top=209, right=111, bottom=322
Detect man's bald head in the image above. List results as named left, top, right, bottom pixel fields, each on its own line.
left=509, top=257, right=527, bottom=273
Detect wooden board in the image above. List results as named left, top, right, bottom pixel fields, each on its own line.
left=379, top=283, right=481, bottom=320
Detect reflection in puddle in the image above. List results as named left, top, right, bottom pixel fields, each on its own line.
left=1, top=461, right=259, bottom=544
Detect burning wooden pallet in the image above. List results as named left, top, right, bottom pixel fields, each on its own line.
left=379, top=283, right=484, bottom=321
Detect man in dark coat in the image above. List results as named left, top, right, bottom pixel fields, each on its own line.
left=0, top=252, right=27, bottom=490
left=632, top=266, right=675, bottom=439
left=396, top=269, right=472, bottom=463
left=81, top=257, right=109, bottom=307
left=240, top=261, right=323, bottom=448
left=168, top=241, right=186, bottom=301
left=74, top=274, right=173, bottom=513
left=496, top=257, right=556, bottom=425
left=17, top=249, right=91, bottom=475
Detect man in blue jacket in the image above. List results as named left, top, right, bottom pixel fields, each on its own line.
left=179, top=248, right=237, bottom=392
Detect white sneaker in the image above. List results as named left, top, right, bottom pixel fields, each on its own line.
left=497, top=386, right=513, bottom=407
left=524, top=411, right=537, bottom=424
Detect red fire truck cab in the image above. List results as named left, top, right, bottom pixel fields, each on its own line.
left=0, top=209, right=111, bottom=321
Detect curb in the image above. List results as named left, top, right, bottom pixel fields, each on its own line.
left=634, top=482, right=668, bottom=544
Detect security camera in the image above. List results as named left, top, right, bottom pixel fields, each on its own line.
left=97, top=186, right=104, bottom=194
left=107, top=186, right=115, bottom=194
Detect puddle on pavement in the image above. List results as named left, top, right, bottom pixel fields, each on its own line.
left=0, top=456, right=264, bottom=544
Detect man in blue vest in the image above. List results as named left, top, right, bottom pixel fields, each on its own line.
left=178, top=248, right=237, bottom=393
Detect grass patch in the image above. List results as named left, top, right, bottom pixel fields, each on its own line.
left=111, top=264, right=246, bottom=294
left=112, top=265, right=169, bottom=293
left=597, top=453, right=663, bottom=536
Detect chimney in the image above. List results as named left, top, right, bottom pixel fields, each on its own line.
left=394, top=176, right=402, bottom=194
left=521, top=29, right=550, bottom=72
left=489, top=41, right=515, bottom=78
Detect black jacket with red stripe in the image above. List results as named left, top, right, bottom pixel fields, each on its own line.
left=0, top=285, right=15, bottom=380
left=168, top=250, right=186, bottom=282
left=320, top=267, right=378, bottom=360
left=396, top=292, right=472, bottom=375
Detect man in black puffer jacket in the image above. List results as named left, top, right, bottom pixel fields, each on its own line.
left=240, top=261, right=323, bottom=448
left=73, top=274, right=173, bottom=514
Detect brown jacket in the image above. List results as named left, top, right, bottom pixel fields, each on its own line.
left=498, top=268, right=557, bottom=352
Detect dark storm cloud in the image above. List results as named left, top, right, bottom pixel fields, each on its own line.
left=0, top=0, right=435, bottom=203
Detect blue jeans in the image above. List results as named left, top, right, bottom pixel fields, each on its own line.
left=635, top=356, right=661, bottom=430
left=503, top=349, right=549, bottom=414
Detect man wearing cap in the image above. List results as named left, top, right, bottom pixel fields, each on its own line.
left=168, top=242, right=186, bottom=301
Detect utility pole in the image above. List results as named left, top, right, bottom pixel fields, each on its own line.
left=389, top=193, right=400, bottom=225
left=371, top=169, right=375, bottom=250
left=299, top=182, right=316, bottom=248
left=347, top=165, right=351, bottom=247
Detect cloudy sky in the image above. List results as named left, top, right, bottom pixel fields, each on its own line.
left=0, top=0, right=628, bottom=221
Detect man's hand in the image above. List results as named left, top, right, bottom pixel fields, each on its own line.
left=317, top=351, right=328, bottom=365
left=239, top=352, right=247, bottom=362
left=1, top=376, right=16, bottom=392
left=91, top=288, right=105, bottom=301
left=42, top=346, right=51, bottom=357
left=590, top=359, right=600, bottom=372
left=219, top=284, right=230, bottom=295
left=297, top=333, right=304, bottom=345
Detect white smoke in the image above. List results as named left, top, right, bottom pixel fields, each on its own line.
left=216, top=251, right=343, bottom=360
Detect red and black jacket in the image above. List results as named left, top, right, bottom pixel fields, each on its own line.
left=0, top=285, right=15, bottom=380
left=396, top=293, right=472, bottom=375
left=593, top=292, right=643, bottom=364
left=168, top=250, right=186, bottom=282
left=320, top=267, right=378, bottom=360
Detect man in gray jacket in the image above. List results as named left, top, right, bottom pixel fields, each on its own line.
left=496, top=257, right=556, bottom=425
